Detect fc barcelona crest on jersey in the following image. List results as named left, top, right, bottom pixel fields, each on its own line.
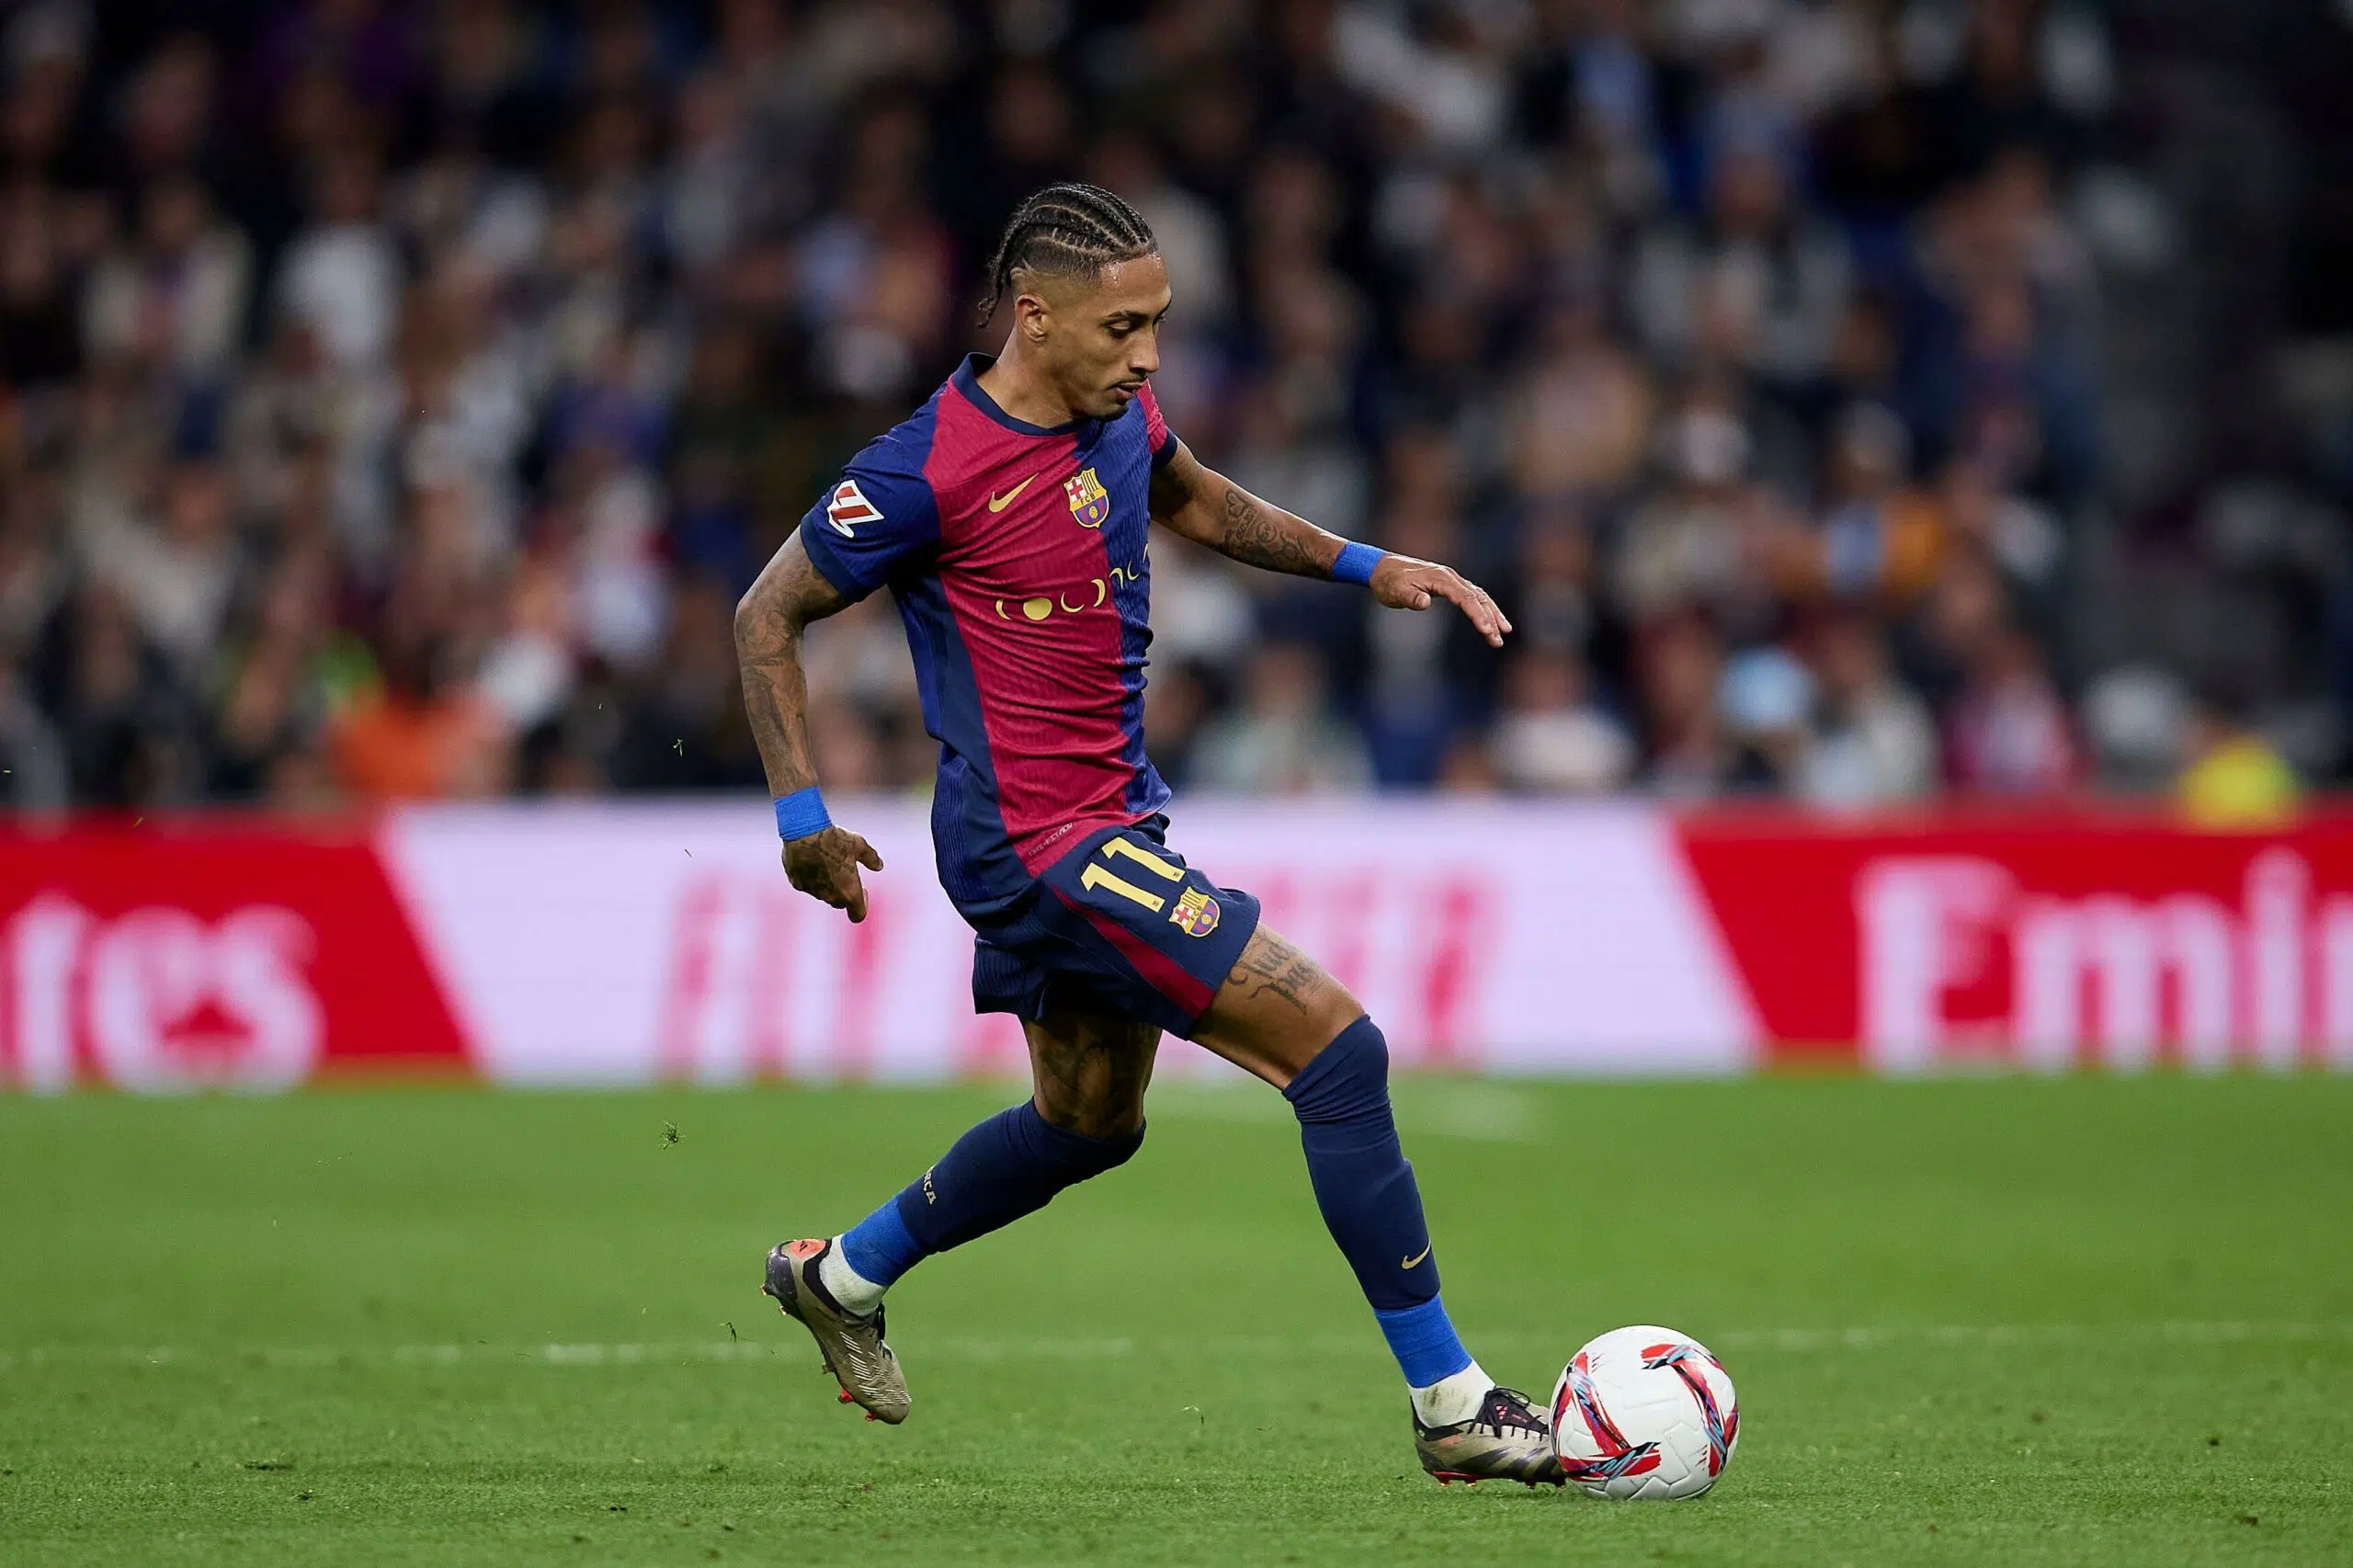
left=1063, top=467, right=1110, bottom=529
left=1169, top=887, right=1222, bottom=937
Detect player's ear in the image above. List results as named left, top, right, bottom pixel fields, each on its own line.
left=1014, top=288, right=1051, bottom=346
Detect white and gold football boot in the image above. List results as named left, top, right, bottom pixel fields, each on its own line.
left=1415, top=1385, right=1566, bottom=1487
left=762, top=1238, right=911, bottom=1425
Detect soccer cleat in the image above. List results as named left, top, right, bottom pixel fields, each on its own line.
left=1415, top=1385, right=1565, bottom=1488
left=762, top=1238, right=911, bottom=1425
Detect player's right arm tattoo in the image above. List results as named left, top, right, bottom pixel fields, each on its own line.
left=737, top=533, right=887, bottom=919
left=733, top=530, right=847, bottom=796
left=1227, top=928, right=1324, bottom=1015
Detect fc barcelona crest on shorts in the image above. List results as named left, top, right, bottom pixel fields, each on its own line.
left=1169, top=886, right=1222, bottom=937
left=1064, top=467, right=1110, bottom=528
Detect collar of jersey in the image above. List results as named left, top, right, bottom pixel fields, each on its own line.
left=954, top=353, right=1085, bottom=437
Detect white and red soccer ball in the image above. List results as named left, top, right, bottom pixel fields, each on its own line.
left=1551, top=1325, right=1740, bottom=1500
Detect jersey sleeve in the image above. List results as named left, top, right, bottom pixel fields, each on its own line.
left=796, top=432, right=940, bottom=603
left=1138, top=382, right=1178, bottom=470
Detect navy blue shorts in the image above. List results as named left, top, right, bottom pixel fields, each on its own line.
left=968, top=816, right=1261, bottom=1040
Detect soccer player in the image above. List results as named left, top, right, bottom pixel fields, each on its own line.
left=733, top=183, right=1555, bottom=1485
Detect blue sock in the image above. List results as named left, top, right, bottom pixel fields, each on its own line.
left=837, top=1197, right=925, bottom=1289
left=1375, top=1296, right=1475, bottom=1388
left=881, top=1101, right=1142, bottom=1265
left=1285, top=1017, right=1472, bottom=1387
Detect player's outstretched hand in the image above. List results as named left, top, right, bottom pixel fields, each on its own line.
left=782, top=825, right=885, bottom=922
left=1369, top=554, right=1513, bottom=648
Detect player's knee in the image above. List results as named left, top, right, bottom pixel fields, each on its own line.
left=1088, top=1120, right=1145, bottom=1172
left=1305, top=979, right=1365, bottom=1051
left=1026, top=1099, right=1146, bottom=1170
left=1030, top=1086, right=1147, bottom=1148
left=1280, top=1015, right=1389, bottom=1123
left=1267, top=958, right=1364, bottom=1059
left=1033, top=1076, right=1149, bottom=1142
left=1047, top=1106, right=1148, bottom=1150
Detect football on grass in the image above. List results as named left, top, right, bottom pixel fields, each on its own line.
left=1551, top=1325, right=1740, bottom=1500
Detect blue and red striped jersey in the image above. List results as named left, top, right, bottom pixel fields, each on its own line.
left=798, top=354, right=1178, bottom=913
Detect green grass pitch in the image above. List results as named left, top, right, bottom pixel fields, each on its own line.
left=2, top=1074, right=2348, bottom=1566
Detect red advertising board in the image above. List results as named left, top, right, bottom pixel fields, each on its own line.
left=0, top=821, right=467, bottom=1091
left=1677, top=811, right=2353, bottom=1072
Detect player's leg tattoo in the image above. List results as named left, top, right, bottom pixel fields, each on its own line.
left=1193, top=926, right=1362, bottom=1085
left=825, top=1007, right=1152, bottom=1311
left=1223, top=927, right=1324, bottom=1017
left=1026, top=1007, right=1157, bottom=1139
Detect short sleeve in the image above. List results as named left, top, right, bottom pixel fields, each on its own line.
left=1138, top=382, right=1177, bottom=470
left=796, top=435, right=940, bottom=604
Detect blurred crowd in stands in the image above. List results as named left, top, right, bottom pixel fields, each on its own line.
left=0, top=0, right=2347, bottom=820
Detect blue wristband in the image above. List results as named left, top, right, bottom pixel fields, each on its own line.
left=774, top=788, right=831, bottom=841
left=1332, top=540, right=1386, bottom=585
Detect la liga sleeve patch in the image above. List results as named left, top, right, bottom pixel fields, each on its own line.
left=826, top=479, right=881, bottom=537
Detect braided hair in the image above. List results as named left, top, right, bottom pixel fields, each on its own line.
left=976, top=182, right=1158, bottom=325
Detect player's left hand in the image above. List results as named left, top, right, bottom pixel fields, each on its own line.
left=1370, top=555, right=1513, bottom=647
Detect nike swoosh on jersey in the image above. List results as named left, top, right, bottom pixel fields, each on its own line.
left=1402, top=1243, right=1433, bottom=1268
left=987, top=474, right=1038, bottom=512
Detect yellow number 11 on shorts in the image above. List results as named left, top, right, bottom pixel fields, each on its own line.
left=1077, top=837, right=1186, bottom=914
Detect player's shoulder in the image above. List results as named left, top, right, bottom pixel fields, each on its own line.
left=824, top=387, right=949, bottom=537
left=845, top=387, right=949, bottom=489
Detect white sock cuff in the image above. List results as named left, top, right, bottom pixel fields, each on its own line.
left=818, top=1238, right=887, bottom=1315
left=1410, top=1359, right=1491, bottom=1427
